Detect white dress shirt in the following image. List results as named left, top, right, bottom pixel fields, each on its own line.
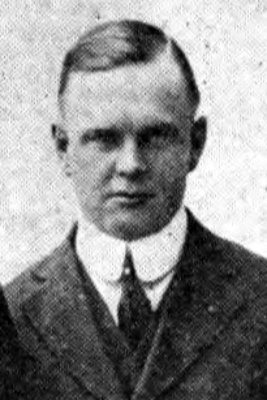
left=76, top=207, right=187, bottom=325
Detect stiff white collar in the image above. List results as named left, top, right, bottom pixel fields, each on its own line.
left=76, top=206, right=187, bottom=284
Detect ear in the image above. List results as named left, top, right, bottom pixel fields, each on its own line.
left=189, top=116, right=207, bottom=172
left=51, top=124, right=72, bottom=177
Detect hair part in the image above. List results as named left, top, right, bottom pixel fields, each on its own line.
left=58, top=19, right=200, bottom=111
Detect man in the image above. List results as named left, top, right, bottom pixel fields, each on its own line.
left=4, top=20, right=267, bottom=399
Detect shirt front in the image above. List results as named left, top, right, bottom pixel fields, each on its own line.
left=76, top=207, right=187, bottom=324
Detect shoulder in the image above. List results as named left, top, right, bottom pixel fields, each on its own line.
left=188, top=210, right=267, bottom=328
left=187, top=210, right=267, bottom=323
left=187, top=209, right=267, bottom=279
left=4, top=225, right=77, bottom=314
left=207, top=228, right=267, bottom=316
left=209, top=225, right=267, bottom=287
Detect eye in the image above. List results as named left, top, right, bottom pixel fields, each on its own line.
left=80, top=131, right=93, bottom=145
left=80, top=129, right=121, bottom=150
left=138, top=123, right=178, bottom=148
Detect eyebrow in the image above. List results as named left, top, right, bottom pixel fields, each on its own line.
left=81, top=121, right=177, bottom=135
left=138, top=121, right=177, bottom=132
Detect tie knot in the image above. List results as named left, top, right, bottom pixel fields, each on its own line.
left=122, top=247, right=135, bottom=279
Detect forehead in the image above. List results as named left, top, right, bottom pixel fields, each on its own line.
left=61, top=52, right=191, bottom=128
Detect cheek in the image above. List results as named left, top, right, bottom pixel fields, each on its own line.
left=71, top=149, right=111, bottom=191
left=153, top=147, right=191, bottom=186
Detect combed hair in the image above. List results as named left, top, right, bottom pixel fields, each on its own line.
left=58, top=20, right=200, bottom=109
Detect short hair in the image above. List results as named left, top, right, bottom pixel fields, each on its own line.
left=58, top=19, right=200, bottom=110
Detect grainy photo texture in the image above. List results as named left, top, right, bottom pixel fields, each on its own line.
left=0, top=1, right=267, bottom=399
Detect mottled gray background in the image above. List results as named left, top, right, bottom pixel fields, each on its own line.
left=1, top=0, right=267, bottom=283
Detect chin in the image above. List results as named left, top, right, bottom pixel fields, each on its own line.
left=108, top=223, right=146, bottom=241
left=103, top=213, right=163, bottom=242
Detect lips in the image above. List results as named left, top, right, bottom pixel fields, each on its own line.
left=106, top=191, right=154, bottom=205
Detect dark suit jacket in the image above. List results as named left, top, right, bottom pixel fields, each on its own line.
left=0, top=286, right=19, bottom=398
left=4, top=210, right=267, bottom=399
left=0, top=286, right=42, bottom=399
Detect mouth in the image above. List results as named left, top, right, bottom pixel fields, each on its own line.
left=106, top=192, right=154, bottom=206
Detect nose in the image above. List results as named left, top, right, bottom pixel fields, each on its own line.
left=115, top=136, right=147, bottom=178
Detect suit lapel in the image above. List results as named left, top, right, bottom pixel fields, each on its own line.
left=134, top=211, right=246, bottom=399
left=22, top=230, right=124, bottom=399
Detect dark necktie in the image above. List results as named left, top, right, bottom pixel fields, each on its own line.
left=118, top=247, right=152, bottom=349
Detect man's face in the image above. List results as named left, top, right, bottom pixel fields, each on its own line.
left=60, top=54, right=204, bottom=240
